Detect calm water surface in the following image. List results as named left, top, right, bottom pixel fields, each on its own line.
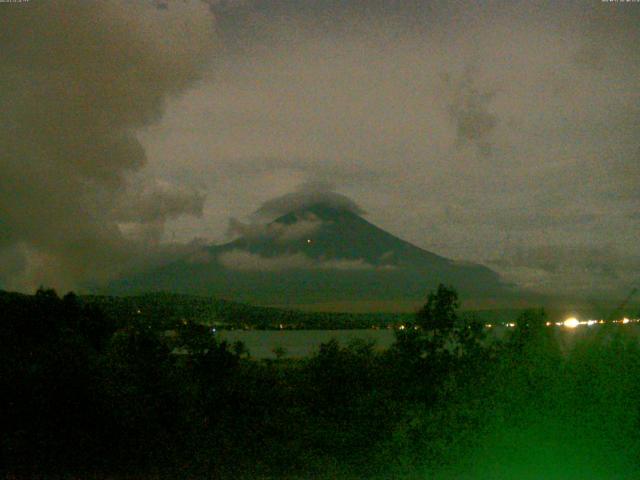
left=218, top=324, right=640, bottom=359
left=218, top=329, right=396, bottom=358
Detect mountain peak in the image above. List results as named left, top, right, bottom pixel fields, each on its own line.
left=255, top=185, right=364, bottom=219
left=109, top=186, right=512, bottom=308
left=273, top=203, right=361, bottom=224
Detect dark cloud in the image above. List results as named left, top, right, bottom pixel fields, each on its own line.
left=0, top=0, right=214, bottom=291
left=444, top=67, right=498, bottom=157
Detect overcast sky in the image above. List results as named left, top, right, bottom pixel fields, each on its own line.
left=1, top=0, right=638, bottom=296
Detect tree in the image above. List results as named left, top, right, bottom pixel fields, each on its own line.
left=456, top=315, right=486, bottom=358
left=396, top=284, right=493, bottom=359
left=272, top=345, right=287, bottom=359
left=416, top=284, right=459, bottom=333
left=415, top=284, right=460, bottom=353
left=232, top=340, right=249, bottom=358
left=512, top=308, right=548, bottom=350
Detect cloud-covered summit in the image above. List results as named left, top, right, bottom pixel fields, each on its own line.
left=254, top=182, right=365, bottom=219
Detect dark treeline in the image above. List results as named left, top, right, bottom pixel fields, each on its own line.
left=83, top=292, right=414, bottom=330
left=2, top=286, right=640, bottom=479
left=81, top=292, right=524, bottom=331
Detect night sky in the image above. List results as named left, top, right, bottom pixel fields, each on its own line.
left=1, top=0, right=638, bottom=296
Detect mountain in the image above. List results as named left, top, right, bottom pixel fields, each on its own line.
left=108, top=203, right=516, bottom=310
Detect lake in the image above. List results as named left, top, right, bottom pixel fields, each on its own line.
left=217, top=329, right=397, bottom=358
left=217, top=323, right=640, bottom=359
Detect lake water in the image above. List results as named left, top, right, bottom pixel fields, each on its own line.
left=218, top=329, right=396, bottom=358
left=217, top=324, right=640, bottom=359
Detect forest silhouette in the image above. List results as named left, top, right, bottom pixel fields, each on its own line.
left=1, top=286, right=639, bottom=479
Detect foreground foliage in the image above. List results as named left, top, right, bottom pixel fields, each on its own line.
left=1, top=287, right=640, bottom=479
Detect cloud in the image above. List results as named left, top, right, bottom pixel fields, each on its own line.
left=255, top=181, right=365, bottom=219
left=217, top=250, right=314, bottom=271
left=132, top=2, right=640, bottom=295
left=115, top=180, right=205, bottom=224
left=492, top=245, right=628, bottom=276
left=490, top=245, right=640, bottom=294
left=379, top=251, right=394, bottom=262
left=227, top=212, right=323, bottom=243
left=217, top=249, right=382, bottom=272
left=444, top=66, right=498, bottom=157
left=5, top=0, right=639, bottom=296
left=0, top=0, right=214, bottom=291
left=317, top=258, right=379, bottom=271
left=186, top=249, right=215, bottom=265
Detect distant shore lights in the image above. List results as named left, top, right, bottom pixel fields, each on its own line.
left=558, top=316, right=639, bottom=328
left=480, top=317, right=639, bottom=330
left=563, top=317, right=580, bottom=329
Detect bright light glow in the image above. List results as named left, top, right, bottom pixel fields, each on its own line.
left=563, top=317, right=580, bottom=328
left=622, top=318, right=630, bottom=324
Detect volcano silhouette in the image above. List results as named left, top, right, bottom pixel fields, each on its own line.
left=110, top=202, right=513, bottom=309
